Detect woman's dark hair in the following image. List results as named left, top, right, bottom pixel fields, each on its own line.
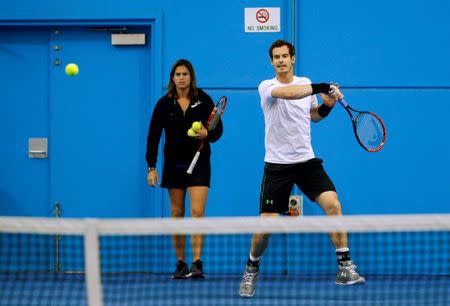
left=167, top=59, right=198, bottom=98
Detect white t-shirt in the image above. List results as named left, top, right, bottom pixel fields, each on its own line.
left=258, top=76, right=318, bottom=164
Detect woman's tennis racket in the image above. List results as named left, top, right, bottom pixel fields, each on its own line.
left=336, top=98, right=386, bottom=152
left=186, top=96, right=227, bottom=174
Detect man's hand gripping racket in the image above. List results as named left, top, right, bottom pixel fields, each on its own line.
left=186, top=96, right=227, bottom=174
left=329, top=87, right=386, bottom=152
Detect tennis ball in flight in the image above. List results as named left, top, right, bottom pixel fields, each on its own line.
left=187, top=129, right=197, bottom=137
left=65, top=63, right=79, bottom=76
left=192, top=121, right=202, bottom=131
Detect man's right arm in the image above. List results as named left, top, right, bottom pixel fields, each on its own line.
left=271, top=83, right=331, bottom=100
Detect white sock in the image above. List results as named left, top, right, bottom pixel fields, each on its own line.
left=336, top=247, right=349, bottom=253
left=249, top=253, right=261, bottom=262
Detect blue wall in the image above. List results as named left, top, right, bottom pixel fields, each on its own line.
left=1, top=0, right=449, bottom=217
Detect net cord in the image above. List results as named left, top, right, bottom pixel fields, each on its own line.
left=0, top=214, right=448, bottom=235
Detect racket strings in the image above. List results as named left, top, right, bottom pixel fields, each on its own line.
left=208, top=112, right=222, bottom=130
left=355, top=113, right=384, bottom=150
left=208, top=98, right=226, bottom=130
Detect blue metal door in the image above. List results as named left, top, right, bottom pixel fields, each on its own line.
left=0, top=28, right=51, bottom=216
left=49, top=27, right=153, bottom=217
left=0, top=26, right=156, bottom=217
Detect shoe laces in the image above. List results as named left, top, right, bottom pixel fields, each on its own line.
left=242, top=269, right=258, bottom=285
left=341, top=262, right=359, bottom=276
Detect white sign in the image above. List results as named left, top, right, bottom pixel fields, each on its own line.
left=245, top=7, right=281, bottom=33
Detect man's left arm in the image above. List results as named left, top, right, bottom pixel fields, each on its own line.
left=310, top=85, right=343, bottom=122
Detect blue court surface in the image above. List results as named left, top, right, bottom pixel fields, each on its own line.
left=1, top=273, right=448, bottom=306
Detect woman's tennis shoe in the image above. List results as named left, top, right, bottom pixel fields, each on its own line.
left=188, top=259, right=205, bottom=279
left=239, top=265, right=259, bottom=297
left=172, top=260, right=189, bottom=279
left=335, top=261, right=366, bottom=285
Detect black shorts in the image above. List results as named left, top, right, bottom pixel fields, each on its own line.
left=259, top=158, right=336, bottom=214
left=161, top=160, right=211, bottom=188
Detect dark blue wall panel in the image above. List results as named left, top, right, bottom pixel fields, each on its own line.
left=312, top=89, right=450, bottom=214
left=1, top=0, right=449, bottom=217
left=298, top=0, right=450, bottom=86
left=160, top=0, right=291, bottom=88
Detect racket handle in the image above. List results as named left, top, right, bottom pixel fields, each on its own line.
left=328, top=87, right=348, bottom=107
left=186, top=152, right=201, bottom=174
left=337, top=99, right=348, bottom=107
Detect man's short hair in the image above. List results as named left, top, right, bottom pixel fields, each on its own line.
left=269, top=40, right=295, bottom=59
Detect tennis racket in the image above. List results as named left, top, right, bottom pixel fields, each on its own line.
left=186, top=96, right=227, bottom=174
left=330, top=89, right=386, bottom=152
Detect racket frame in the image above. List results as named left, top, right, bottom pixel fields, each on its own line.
left=337, top=99, right=386, bottom=152
left=186, top=96, right=227, bottom=174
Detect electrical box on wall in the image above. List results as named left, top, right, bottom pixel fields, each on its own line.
left=288, top=195, right=303, bottom=216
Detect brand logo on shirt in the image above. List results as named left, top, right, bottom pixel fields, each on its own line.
left=191, top=100, right=202, bottom=108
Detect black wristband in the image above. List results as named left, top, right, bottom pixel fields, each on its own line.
left=317, top=103, right=333, bottom=118
left=311, top=83, right=331, bottom=95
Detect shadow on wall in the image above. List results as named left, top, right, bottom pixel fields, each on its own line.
left=0, top=190, right=19, bottom=216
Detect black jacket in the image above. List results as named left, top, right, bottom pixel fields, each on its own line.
left=146, top=89, right=223, bottom=168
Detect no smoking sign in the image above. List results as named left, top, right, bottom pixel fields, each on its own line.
left=256, top=9, right=270, bottom=23
left=245, top=7, right=281, bottom=33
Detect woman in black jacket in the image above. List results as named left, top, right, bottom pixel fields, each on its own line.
left=146, top=59, right=223, bottom=279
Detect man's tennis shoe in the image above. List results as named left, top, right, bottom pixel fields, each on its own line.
left=239, top=265, right=259, bottom=297
left=335, top=261, right=366, bottom=285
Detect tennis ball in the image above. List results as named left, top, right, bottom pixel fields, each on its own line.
left=65, top=63, right=79, bottom=76
left=192, top=121, right=202, bottom=132
left=187, top=129, right=197, bottom=137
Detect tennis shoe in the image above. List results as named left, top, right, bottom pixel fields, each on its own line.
left=335, top=261, right=366, bottom=285
left=172, top=260, right=189, bottom=279
left=188, top=259, right=205, bottom=279
left=239, top=265, right=259, bottom=297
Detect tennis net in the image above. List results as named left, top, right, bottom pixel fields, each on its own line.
left=0, top=214, right=449, bottom=306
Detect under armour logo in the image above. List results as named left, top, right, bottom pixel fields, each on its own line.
left=191, top=100, right=202, bottom=108
left=265, top=199, right=274, bottom=205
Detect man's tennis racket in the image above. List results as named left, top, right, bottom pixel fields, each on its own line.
left=186, top=96, right=227, bottom=174
left=329, top=88, right=386, bottom=152
left=337, top=98, right=386, bottom=152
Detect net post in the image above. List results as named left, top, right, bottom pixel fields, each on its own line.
left=53, top=202, right=61, bottom=273
left=84, top=218, right=104, bottom=306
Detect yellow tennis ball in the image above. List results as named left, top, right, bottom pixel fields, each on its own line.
left=65, top=63, right=79, bottom=76
left=192, top=121, right=202, bottom=131
left=187, top=129, right=197, bottom=137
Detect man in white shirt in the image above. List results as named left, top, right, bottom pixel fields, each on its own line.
left=239, top=40, right=365, bottom=298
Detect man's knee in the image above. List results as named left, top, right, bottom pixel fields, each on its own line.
left=316, top=191, right=343, bottom=216
left=325, top=199, right=342, bottom=215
